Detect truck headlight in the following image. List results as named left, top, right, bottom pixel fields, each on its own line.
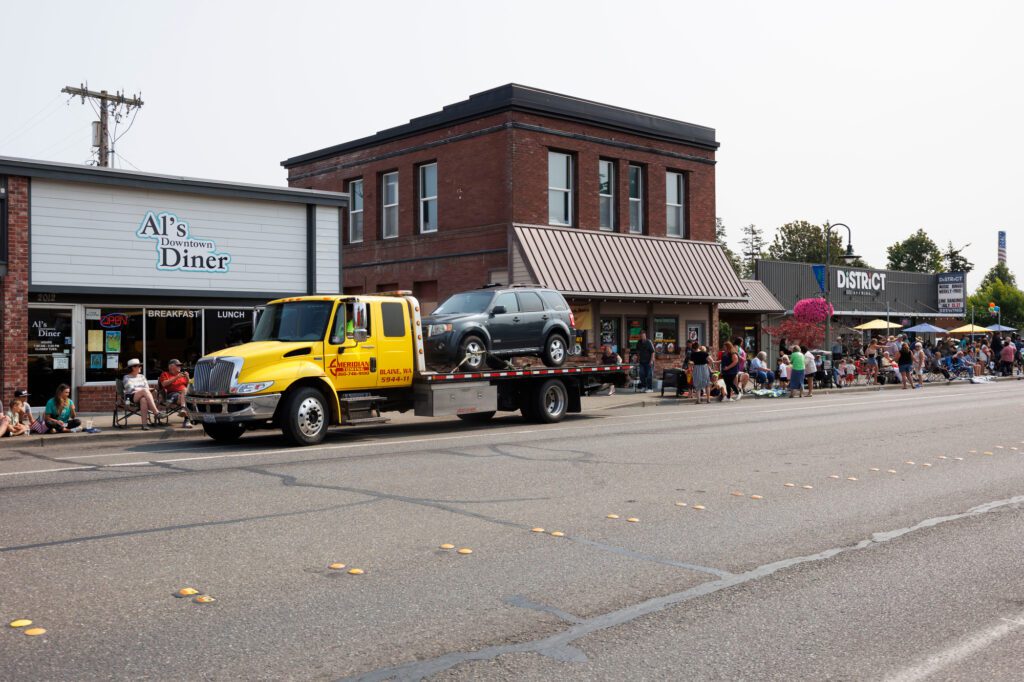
left=231, top=381, right=275, bottom=394
left=427, top=324, right=452, bottom=337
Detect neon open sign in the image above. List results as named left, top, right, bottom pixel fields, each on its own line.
left=100, top=313, right=129, bottom=328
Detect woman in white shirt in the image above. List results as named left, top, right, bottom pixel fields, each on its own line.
left=803, top=348, right=817, bottom=397
left=123, top=358, right=159, bottom=430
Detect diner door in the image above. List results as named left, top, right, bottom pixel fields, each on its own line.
left=28, top=307, right=74, bottom=402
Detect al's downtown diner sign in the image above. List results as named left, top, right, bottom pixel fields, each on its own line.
left=136, top=211, right=232, bottom=274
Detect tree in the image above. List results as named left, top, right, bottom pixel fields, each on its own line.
left=885, top=229, right=943, bottom=273
left=967, top=277, right=1024, bottom=330
left=763, top=318, right=825, bottom=351
left=941, top=241, right=974, bottom=274
left=739, top=223, right=766, bottom=278
left=977, top=262, right=1017, bottom=289
left=766, top=220, right=870, bottom=268
left=715, top=217, right=743, bottom=278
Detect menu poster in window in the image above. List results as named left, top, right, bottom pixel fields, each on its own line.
left=53, top=355, right=69, bottom=370
left=106, top=354, right=120, bottom=369
left=104, top=331, right=122, bottom=353
left=90, top=353, right=103, bottom=369
left=626, top=318, right=646, bottom=350
left=654, top=317, right=678, bottom=354
left=87, top=329, right=104, bottom=352
left=687, top=325, right=703, bottom=344
left=599, top=318, right=619, bottom=354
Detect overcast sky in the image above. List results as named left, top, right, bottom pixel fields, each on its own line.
left=3, top=1, right=1020, bottom=291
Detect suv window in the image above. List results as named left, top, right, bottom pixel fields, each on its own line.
left=538, top=291, right=569, bottom=311
left=517, top=291, right=544, bottom=313
left=493, top=292, right=519, bottom=313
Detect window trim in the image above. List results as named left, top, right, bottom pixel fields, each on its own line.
left=547, top=150, right=574, bottom=227
left=381, top=171, right=399, bottom=239
left=418, top=162, right=438, bottom=234
left=347, top=178, right=364, bottom=244
left=666, top=171, right=685, bottom=238
left=598, top=159, right=615, bottom=231
left=628, top=164, right=644, bottom=234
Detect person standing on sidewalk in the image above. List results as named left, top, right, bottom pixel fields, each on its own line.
left=690, top=344, right=712, bottom=404
left=635, top=331, right=656, bottom=393
left=789, top=345, right=806, bottom=398
left=897, top=342, right=914, bottom=389
left=912, top=342, right=926, bottom=388
left=802, top=346, right=817, bottom=397
left=720, top=341, right=741, bottom=401
left=999, top=340, right=1016, bottom=376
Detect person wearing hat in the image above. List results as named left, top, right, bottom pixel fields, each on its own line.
left=159, top=359, right=192, bottom=428
left=123, top=358, right=159, bottom=430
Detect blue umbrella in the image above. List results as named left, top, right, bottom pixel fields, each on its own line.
left=987, top=324, right=1017, bottom=332
left=903, top=323, right=947, bottom=333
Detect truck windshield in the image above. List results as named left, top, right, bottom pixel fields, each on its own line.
left=252, top=301, right=334, bottom=342
left=433, top=292, right=493, bottom=315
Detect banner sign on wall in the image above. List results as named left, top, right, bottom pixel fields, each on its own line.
left=937, top=272, right=966, bottom=316
left=137, top=211, right=232, bottom=273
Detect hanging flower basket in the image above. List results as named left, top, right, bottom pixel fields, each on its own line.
left=793, top=298, right=834, bottom=323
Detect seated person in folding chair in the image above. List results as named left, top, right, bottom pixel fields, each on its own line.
left=159, top=359, right=193, bottom=428
left=931, top=350, right=952, bottom=382
left=950, top=351, right=974, bottom=379
left=749, top=352, right=775, bottom=388
left=123, top=358, right=159, bottom=430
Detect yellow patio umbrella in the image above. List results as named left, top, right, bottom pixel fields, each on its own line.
left=947, top=323, right=990, bottom=333
left=854, top=319, right=903, bottom=330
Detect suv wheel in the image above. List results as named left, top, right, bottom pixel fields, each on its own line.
left=459, top=334, right=487, bottom=371
left=542, top=333, right=568, bottom=367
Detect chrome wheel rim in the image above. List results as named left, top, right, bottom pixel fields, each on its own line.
left=549, top=337, right=565, bottom=363
left=297, top=396, right=325, bottom=438
left=544, top=385, right=566, bottom=416
left=464, top=340, right=485, bottom=368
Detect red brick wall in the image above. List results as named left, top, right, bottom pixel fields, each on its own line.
left=1, top=176, right=29, bottom=398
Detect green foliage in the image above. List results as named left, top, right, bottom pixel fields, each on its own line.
left=978, top=262, right=1017, bottom=289
left=766, top=220, right=869, bottom=268
left=719, top=320, right=732, bottom=345
left=967, top=276, right=1024, bottom=329
left=716, top=217, right=743, bottom=278
left=885, top=229, right=943, bottom=273
left=941, top=241, right=974, bottom=274
left=739, top=223, right=766, bottom=278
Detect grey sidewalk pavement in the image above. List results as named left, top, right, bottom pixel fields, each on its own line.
left=3, top=374, right=1019, bottom=449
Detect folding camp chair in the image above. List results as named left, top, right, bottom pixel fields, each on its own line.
left=155, top=384, right=184, bottom=426
left=113, top=374, right=145, bottom=428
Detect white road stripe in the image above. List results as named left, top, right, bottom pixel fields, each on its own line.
left=884, top=612, right=1024, bottom=682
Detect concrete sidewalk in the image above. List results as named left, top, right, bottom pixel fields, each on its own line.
left=3, top=374, right=1018, bottom=449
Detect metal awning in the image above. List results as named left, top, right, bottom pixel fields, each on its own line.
left=510, top=224, right=747, bottom=302
left=720, top=279, right=785, bottom=313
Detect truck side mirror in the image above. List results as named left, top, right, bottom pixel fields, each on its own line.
left=491, top=305, right=506, bottom=315
left=354, top=329, right=369, bottom=343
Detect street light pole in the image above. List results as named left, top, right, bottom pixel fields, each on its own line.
left=823, top=222, right=858, bottom=354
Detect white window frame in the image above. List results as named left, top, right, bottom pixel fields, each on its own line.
left=598, top=159, right=615, bottom=231
left=666, top=171, right=684, bottom=238
left=628, top=165, right=644, bottom=234
left=348, top=178, right=363, bottom=244
left=548, top=151, right=573, bottom=227
left=382, top=172, right=399, bottom=239
left=418, top=163, right=437, bottom=234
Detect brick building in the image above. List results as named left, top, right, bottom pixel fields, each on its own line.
left=283, top=84, right=746, bottom=363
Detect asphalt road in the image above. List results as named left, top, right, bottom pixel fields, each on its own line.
left=2, top=381, right=1024, bottom=680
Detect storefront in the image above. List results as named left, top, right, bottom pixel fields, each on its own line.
left=719, top=279, right=785, bottom=354
left=1, top=157, right=347, bottom=410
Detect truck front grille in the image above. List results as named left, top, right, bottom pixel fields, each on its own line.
left=192, top=357, right=240, bottom=395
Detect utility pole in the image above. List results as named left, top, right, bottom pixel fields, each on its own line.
left=61, top=84, right=143, bottom=167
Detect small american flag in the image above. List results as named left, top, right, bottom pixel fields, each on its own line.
left=998, top=230, right=1006, bottom=264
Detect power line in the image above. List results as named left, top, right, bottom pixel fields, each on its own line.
left=114, top=151, right=142, bottom=171
left=61, top=84, right=143, bottom=167
left=0, top=94, right=66, bottom=149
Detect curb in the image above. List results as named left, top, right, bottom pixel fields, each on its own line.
left=0, top=424, right=207, bottom=449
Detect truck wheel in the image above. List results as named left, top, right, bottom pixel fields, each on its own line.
left=542, top=333, right=568, bottom=367
left=281, top=387, right=329, bottom=446
left=533, top=379, right=568, bottom=423
left=202, top=422, right=245, bottom=443
left=456, top=411, right=496, bottom=423
left=459, top=334, right=487, bottom=371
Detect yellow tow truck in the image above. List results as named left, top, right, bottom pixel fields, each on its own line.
left=185, top=292, right=630, bottom=445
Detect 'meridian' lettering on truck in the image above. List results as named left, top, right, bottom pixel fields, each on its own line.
left=136, top=211, right=231, bottom=274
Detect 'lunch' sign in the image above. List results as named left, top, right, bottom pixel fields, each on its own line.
left=136, top=211, right=231, bottom=273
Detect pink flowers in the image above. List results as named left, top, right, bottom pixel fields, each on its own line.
left=793, top=298, right=834, bottom=323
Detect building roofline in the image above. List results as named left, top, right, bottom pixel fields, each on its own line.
left=282, top=83, right=719, bottom=168
left=0, top=156, right=348, bottom=206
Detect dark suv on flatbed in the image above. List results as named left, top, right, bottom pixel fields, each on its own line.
left=424, top=287, right=575, bottom=371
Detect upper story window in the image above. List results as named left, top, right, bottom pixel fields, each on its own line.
left=348, top=179, right=364, bottom=244
left=628, top=165, right=644, bottom=234
left=598, top=160, right=615, bottom=231
left=666, top=171, right=686, bottom=238
left=382, top=171, right=399, bottom=239
left=418, top=163, right=437, bottom=234
left=548, top=151, right=573, bottom=226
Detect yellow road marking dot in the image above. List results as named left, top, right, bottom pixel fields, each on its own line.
left=750, top=495, right=763, bottom=500
left=23, top=628, right=46, bottom=636
left=730, top=491, right=744, bottom=496
left=904, top=461, right=915, bottom=465
left=784, top=483, right=795, bottom=487
left=328, top=562, right=348, bottom=569
left=193, top=595, right=216, bottom=604
left=531, top=527, right=545, bottom=533
left=438, top=544, right=455, bottom=550
left=846, top=477, right=858, bottom=481
left=801, top=485, right=813, bottom=490
left=550, top=531, right=565, bottom=537
left=347, top=568, right=365, bottom=575
left=177, top=587, right=199, bottom=597
left=869, top=468, right=880, bottom=472
left=921, top=463, right=932, bottom=467
left=674, top=501, right=688, bottom=506
left=887, top=469, right=897, bottom=473
left=693, top=505, right=706, bottom=510
left=9, top=619, right=32, bottom=628
left=969, top=450, right=978, bottom=453
left=626, top=517, right=639, bottom=523
left=457, top=548, right=473, bottom=555
left=606, top=514, right=620, bottom=519
left=1012, top=447, right=1019, bottom=451
left=828, top=475, right=840, bottom=479
left=955, top=457, right=964, bottom=460
left=938, top=456, right=948, bottom=460
left=983, top=451, right=994, bottom=456
left=996, top=446, right=1005, bottom=449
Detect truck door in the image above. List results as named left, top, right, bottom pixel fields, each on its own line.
left=376, top=299, right=414, bottom=388
left=324, top=300, right=378, bottom=392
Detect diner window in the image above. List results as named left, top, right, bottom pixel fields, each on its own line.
left=666, top=172, right=685, bottom=237
left=145, top=309, right=202, bottom=379
left=348, top=179, right=364, bottom=243
left=418, top=163, right=437, bottom=233
left=382, top=172, right=399, bottom=239
left=204, top=309, right=255, bottom=354
left=653, top=316, right=680, bottom=355
left=548, top=151, right=573, bottom=226
left=628, top=165, right=644, bottom=233
left=84, top=309, right=144, bottom=383
left=598, top=159, right=615, bottom=231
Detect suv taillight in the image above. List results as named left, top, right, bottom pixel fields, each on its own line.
left=569, top=310, right=576, bottom=328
